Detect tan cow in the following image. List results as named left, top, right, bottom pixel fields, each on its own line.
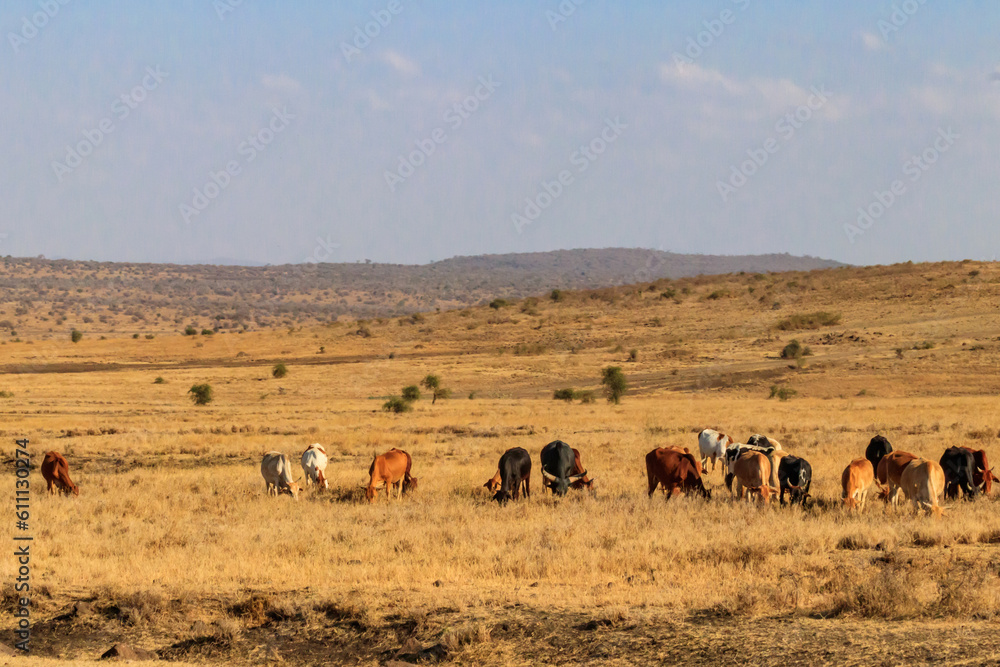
left=841, top=458, right=875, bottom=510
left=900, top=458, right=946, bottom=516
left=732, top=451, right=776, bottom=505
left=367, top=448, right=417, bottom=503
left=41, top=452, right=79, bottom=496
left=261, top=452, right=300, bottom=500
left=877, top=451, right=918, bottom=505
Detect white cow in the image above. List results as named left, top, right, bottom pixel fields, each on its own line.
left=698, top=429, right=734, bottom=474
left=261, top=451, right=301, bottom=500
left=747, top=434, right=783, bottom=451
left=301, top=443, right=329, bottom=490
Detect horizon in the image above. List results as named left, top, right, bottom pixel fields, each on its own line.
left=3, top=2, right=998, bottom=266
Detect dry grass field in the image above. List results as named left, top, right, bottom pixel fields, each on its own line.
left=3, top=260, right=1000, bottom=665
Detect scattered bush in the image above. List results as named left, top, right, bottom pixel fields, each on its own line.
left=71, top=329, right=83, bottom=343
left=601, top=366, right=628, bottom=404
left=153, top=377, right=166, bottom=385
left=553, top=388, right=575, bottom=402
left=769, top=385, right=797, bottom=401
left=780, top=339, right=812, bottom=359
left=382, top=396, right=412, bottom=413
left=913, top=341, right=935, bottom=350
left=549, top=289, right=564, bottom=302
left=776, top=311, right=842, bottom=331
left=628, top=348, right=638, bottom=362
left=201, top=329, right=214, bottom=336
left=132, top=333, right=139, bottom=339
left=421, top=374, right=451, bottom=404
left=488, top=299, right=509, bottom=310
left=188, top=384, right=213, bottom=406
left=402, top=385, right=421, bottom=402
left=0, top=390, right=13, bottom=399
left=272, top=363, right=288, bottom=379
left=184, top=326, right=198, bottom=336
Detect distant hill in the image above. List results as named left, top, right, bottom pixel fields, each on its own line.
left=0, top=249, right=844, bottom=335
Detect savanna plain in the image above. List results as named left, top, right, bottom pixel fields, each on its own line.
left=3, top=260, right=1000, bottom=665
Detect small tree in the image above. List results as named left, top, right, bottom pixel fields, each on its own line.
left=553, top=388, right=575, bottom=402
left=272, top=363, right=288, bottom=379
left=402, top=385, right=421, bottom=402
left=382, top=396, right=412, bottom=413
left=184, top=326, right=198, bottom=336
left=601, top=366, right=628, bottom=405
left=71, top=329, right=83, bottom=343
left=188, top=384, right=213, bottom=406
left=421, top=374, right=450, bottom=404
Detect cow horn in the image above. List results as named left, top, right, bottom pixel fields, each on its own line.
left=541, top=470, right=557, bottom=482
left=568, top=470, right=589, bottom=481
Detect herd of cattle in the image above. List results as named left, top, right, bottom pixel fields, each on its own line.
left=38, top=430, right=996, bottom=516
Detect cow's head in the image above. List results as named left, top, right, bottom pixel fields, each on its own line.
left=316, top=469, right=328, bottom=490
left=571, top=476, right=595, bottom=491
left=365, top=485, right=377, bottom=503
left=484, top=477, right=502, bottom=493
left=493, top=489, right=512, bottom=505
left=983, top=468, right=996, bottom=495
left=403, top=476, right=418, bottom=493
left=542, top=469, right=588, bottom=496
left=281, top=479, right=301, bottom=501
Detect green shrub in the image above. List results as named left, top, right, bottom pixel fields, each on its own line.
left=769, top=385, right=797, bottom=401
left=489, top=299, right=509, bottom=309
left=272, top=363, right=288, bottom=379
left=402, top=385, right=421, bottom=402
left=188, top=384, right=213, bottom=405
left=628, top=349, right=638, bottom=362
left=382, top=396, right=412, bottom=413
left=201, top=329, right=214, bottom=336
left=153, top=377, right=166, bottom=385
left=421, top=374, right=451, bottom=404
left=913, top=341, right=934, bottom=350
left=71, top=329, right=83, bottom=343
left=553, top=388, right=575, bottom=402
left=549, top=289, right=564, bottom=302
left=601, top=366, right=628, bottom=404
left=132, top=333, right=140, bottom=339
left=780, top=339, right=813, bottom=359
left=184, top=326, right=198, bottom=336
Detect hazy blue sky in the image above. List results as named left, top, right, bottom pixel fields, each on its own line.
left=2, top=1, right=998, bottom=266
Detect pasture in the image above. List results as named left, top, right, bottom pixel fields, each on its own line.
left=4, top=260, right=1000, bottom=664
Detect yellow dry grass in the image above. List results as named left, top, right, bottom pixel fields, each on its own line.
left=2, top=260, right=1000, bottom=664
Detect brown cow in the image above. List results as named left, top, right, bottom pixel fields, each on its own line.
left=41, top=451, right=79, bottom=496
left=841, top=458, right=875, bottom=510
left=732, top=451, right=776, bottom=504
left=900, top=458, right=946, bottom=516
left=568, top=448, right=595, bottom=490
left=484, top=470, right=529, bottom=496
left=645, top=448, right=710, bottom=500
left=877, top=451, right=918, bottom=504
left=960, top=447, right=996, bottom=495
left=366, top=448, right=417, bottom=503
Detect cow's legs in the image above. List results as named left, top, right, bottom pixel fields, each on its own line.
left=524, top=474, right=530, bottom=500
left=647, top=469, right=658, bottom=497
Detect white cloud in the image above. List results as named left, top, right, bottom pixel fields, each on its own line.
left=860, top=32, right=886, bottom=52
left=380, top=50, right=420, bottom=76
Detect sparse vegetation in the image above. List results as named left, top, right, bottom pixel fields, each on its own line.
left=71, top=329, right=83, bottom=343
left=402, top=385, right=421, bottom=402
left=272, top=363, right=288, bottom=379
left=601, top=366, right=627, bottom=404
left=382, top=396, right=412, bottom=413
left=553, top=388, right=575, bottom=401
left=421, top=374, right=450, bottom=404
left=153, top=377, right=166, bottom=385
left=769, top=385, right=798, bottom=400
left=776, top=311, right=842, bottom=330
left=780, top=339, right=813, bottom=359
left=187, top=383, right=213, bottom=405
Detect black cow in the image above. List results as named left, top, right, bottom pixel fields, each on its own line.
left=539, top=440, right=588, bottom=496
left=865, top=435, right=893, bottom=477
left=777, top=455, right=812, bottom=506
left=940, top=446, right=979, bottom=500
left=494, top=447, right=531, bottom=505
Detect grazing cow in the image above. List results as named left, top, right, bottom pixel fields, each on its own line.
left=261, top=452, right=301, bottom=500
left=778, top=455, right=812, bottom=506
left=645, top=448, right=711, bottom=500
left=568, top=448, right=595, bottom=490
left=725, top=442, right=781, bottom=492
left=41, top=451, right=79, bottom=496
left=865, top=435, right=893, bottom=476
left=960, top=447, right=996, bottom=495
left=876, top=451, right=918, bottom=504
left=732, top=451, right=776, bottom=504
left=900, top=458, right=945, bottom=516
left=539, top=440, right=589, bottom=496
left=366, top=448, right=416, bottom=503
left=483, top=470, right=503, bottom=493
left=494, top=447, right=531, bottom=505
left=939, top=447, right=979, bottom=500
left=746, top=434, right=783, bottom=451
left=698, top=429, right=734, bottom=475
left=841, top=458, right=875, bottom=510
left=300, top=444, right=329, bottom=490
